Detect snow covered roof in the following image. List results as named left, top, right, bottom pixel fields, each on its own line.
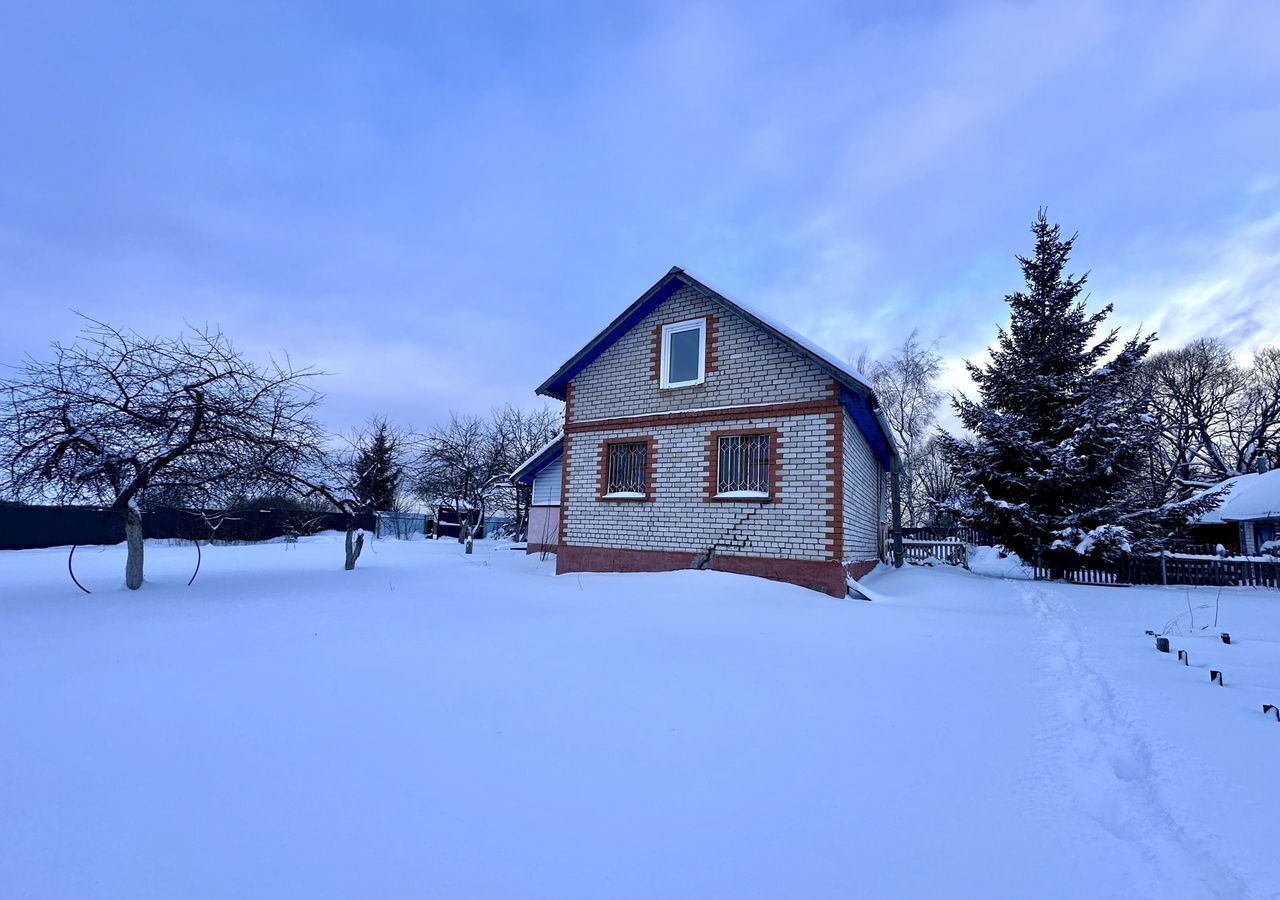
left=512, top=434, right=564, bottom=485
left=1193, top=469, right=1280, bottom=523
left=676, top=267, right=875, bottom=393
left=534, top=267, right=897, bottom=469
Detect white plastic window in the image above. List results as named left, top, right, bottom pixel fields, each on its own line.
left=660, top=318, right=706, bottom=389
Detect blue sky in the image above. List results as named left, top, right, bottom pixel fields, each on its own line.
left=2, top=0, right=1278, bottom=432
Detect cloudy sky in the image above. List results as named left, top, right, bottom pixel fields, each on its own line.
left=2, top=0, right=1278, bottom=432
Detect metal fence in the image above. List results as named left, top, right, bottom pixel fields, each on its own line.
left=376, top=512, right=427, bottom=540
left=0, top=505, right=376, bottom=551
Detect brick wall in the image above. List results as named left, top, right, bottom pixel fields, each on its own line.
left=557, top=285, right=888, bottom=578
left=841, top=409, right=885, bottom=563
left=569, top=286, right=833, bottom=421
left=562, top=411, right=838, bottom=562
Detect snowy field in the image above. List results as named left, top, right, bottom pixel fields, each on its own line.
left=2, top=536, right=1278, bottom=900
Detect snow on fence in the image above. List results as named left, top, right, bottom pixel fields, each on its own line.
left=900, top=539, right=968, bottom=567
left=1033, top=552, right=1280, bottom=589
left=901, top=525, right=993, bottom=545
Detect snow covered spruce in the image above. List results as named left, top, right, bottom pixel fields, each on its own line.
left=939, top=213, right=1224, bottom=571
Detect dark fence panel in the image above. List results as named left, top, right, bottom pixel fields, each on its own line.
left=0, top=505, right=123, bottom=550
left=0, top=506, right=375, bottom=551
left=1032, top=550, right=1280, bottom=589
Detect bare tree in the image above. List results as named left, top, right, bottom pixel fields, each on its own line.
left=1229, top=346, right=1280, bottom=472
left=415, top=404, right=561, bottom=552
left=857, top=330, right=944, bottom=526
left=263, top=446, right=378, bottom=570
left=486, top=403, right=562, bottom=539
left=915, top=435, right=957, bottom=520
left=416, top=413, right=496, bottom=553
left=0, top=319, right=323, bottom=588
left=1142, top=339, right=1280, bottom=502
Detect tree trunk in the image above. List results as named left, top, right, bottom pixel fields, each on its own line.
left=344, top=525, right=364, bottom=570
left=124, top=505, right=145, bottom=590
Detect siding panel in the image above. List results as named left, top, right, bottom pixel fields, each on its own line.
left=532, top=459, right=563, bottom=506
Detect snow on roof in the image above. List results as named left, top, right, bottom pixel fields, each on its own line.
left=678, top=268, right=875, bottom=393
left=1193, top=469, right=1280, bottom=523
left=512, top=434, right=564, bottom=483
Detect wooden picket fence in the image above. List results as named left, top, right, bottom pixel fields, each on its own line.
left=1033, top=552, right=1280, bottom=589
left=901, top=526, right=993, bottom=545
left=900, top=539, right=968, bottom=567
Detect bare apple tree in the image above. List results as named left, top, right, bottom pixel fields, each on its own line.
left=857, top=330, right=944, bottom=526
left=0, top=319, right=324, bottom=589
left=416, top=404, right=561, bottom=552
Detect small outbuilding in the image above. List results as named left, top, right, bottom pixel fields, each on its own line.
left=513, top=435, right=564, bottom=554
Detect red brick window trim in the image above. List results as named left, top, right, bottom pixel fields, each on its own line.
left=650, top=314, right=719, bottom=382
left=704, top=428, right=779, bottom=502
left=598, top=437, right=656, bottom=502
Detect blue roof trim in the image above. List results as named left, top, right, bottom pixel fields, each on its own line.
left=538, top=276, right=684, bottom=399
left=513, top=439, right=564, bottom=485
left=840, top=386, right=893, bottom=472
left=533, top=266, right=899, bottom=466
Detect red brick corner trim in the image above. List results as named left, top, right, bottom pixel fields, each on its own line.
left=828, top=406, right=845, bottom=559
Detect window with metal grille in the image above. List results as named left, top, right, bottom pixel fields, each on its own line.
left=717, top=434, right=771, bottom=495
left=606, top=441, right=649, bottom=496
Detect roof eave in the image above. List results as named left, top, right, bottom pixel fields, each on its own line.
left=534, top=267, right=687, bottom=398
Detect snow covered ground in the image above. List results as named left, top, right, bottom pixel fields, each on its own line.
left=2, top=536, right=1278, bottom=900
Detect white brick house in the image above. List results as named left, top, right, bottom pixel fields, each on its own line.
left=513, top=268, right=900, bottom=596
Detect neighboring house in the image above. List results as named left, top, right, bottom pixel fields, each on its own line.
left=513, top=267, right=900, bottom=596
left=512, top=436, right=564, bottom=555
left=1191, top=462, right=1280, bottom=556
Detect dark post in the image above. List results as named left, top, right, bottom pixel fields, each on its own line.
left=890, top=460, right=904, bottom=569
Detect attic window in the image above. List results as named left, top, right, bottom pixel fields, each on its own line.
left=660, top=318, right=706, bottom=389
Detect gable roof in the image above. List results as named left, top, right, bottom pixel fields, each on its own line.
left=512, top=434, right=564, bottom=485
left=535, top=267, right=899, bottom=470
left=1193, top=468, right=1280, bottom=524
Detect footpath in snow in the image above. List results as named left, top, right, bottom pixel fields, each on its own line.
left=2, top=536, right=1277, bottom=900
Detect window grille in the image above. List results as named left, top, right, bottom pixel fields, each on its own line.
left=718, top=434, right=770, bottom=494
left=606, top=442, right=648, bottom=495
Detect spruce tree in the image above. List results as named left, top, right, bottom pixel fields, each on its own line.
left=354, top=419, right=405, bottom=512
left=941, top=212, right=1163, bottom=564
